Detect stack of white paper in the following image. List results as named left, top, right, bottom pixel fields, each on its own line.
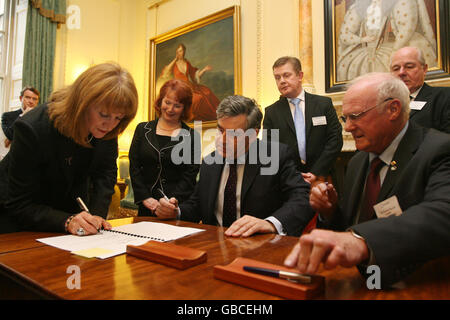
left=37, top=221, right=205, bottom=259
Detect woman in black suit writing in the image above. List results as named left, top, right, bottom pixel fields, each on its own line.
left=0, top=63, right=138, bottom=235
left=129, top=79, right=200, bottom=216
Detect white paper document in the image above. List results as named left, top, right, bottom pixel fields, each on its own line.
left=37, top=222, right=205, bottom=259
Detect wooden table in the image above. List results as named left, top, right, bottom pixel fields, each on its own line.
left=0, top=231, right=59, bottom=255
left=0, top=217, right=448, bottom=300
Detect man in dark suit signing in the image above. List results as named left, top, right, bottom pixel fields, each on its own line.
left=390, top=46, right=450, bottom=133
left=263, top=56, right=342, bottom=184
left=1, top=86, right=40, bottom=147
left=284, top=73, right=450, bottom=287
left=155, top=95, right=313, bottom=237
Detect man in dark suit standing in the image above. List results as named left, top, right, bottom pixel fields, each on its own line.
left=284, top=73, right=450, bottom=287
left=1, top=86, right=40, bottom=147
left=155, top=95, right=313, bottom=237
left=390, top=46, right=450, bottom=133
left=263, top=57, right=342, bottom=184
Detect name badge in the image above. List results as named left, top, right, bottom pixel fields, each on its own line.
left=410, top=101, right=427, bottom=111
left=373, top=195, right=402, bottom=219
left=312, top=116, right=327, bottom=126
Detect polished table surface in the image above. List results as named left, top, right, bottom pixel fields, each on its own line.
left=0, top=217, right=449, bottom=300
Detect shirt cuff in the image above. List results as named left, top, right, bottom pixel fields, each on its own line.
left=348, top=228, right=376, bottom=266
left=265, top=216, right=286, bottom=235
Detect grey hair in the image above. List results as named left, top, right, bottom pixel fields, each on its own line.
left=216, top=95, right=263, bottom=129
left=390, top=46, right=426, bottom=66
left=347, top=72, right=410, bottom=121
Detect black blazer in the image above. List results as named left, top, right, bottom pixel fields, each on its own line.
left=328, top=122, right=450, bottom=287
left=411, top=83, right=450, bottom=133
left=129, top=120, right=200, bottom=216
left=1, top=109, right=23, bottom=140
left=179, top=140, right=314, bottom=236
left=0, top=104, right=118, bottom=233
left=263, top=93, right=343, bottom=177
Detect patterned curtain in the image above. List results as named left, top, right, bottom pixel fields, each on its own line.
left=22, top=0, right=66, bottom=104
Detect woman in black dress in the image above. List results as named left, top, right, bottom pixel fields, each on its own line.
left=0, top=63, right=138, bottom=235
left=129, top=79, right=200, bottom=216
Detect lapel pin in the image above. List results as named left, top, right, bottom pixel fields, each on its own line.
left=390, top=161, right=397, bottom=171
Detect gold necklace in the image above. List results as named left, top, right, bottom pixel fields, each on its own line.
left=157, top=122, right=181, bottom=131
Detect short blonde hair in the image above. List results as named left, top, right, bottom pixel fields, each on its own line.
left=49, top=63, right=138, bottom=147
left=272, top=56, right=302, bottom=74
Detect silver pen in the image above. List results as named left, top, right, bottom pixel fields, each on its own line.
left=76, top=197, right=90, bottom=213
left=76, top=197, right=102, bottom=232
left=157, top=188, right=170, bottom=201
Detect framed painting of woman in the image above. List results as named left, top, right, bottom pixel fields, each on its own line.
left=149, top=6, right=241, bottom=128
left=324, top=0, right=450, bottom=92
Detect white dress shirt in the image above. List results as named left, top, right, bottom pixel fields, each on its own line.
left=214, top=162, right=285, bottom=235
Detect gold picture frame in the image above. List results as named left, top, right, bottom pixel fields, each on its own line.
left=324, top=0, right=450, bottom=93
left=149, top=6, right=242, bottom=129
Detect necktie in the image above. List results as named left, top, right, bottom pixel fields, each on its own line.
left=359, top=157, right=384, bottom=223
left=291, top=98, right=306, bottom=162
left=222, top=163, right=237, bottom=227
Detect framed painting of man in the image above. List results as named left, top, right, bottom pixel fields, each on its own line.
left=324, top=0, right=450, bottom=93
left=149, top=6, right=241, bottom=128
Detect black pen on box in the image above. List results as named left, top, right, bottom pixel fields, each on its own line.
left=243, top=266, right=312, bottom=284
left=76, top=197, right=102, bottom=232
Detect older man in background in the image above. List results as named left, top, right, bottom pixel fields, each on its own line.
left=390, top=46, right=450, bottom=133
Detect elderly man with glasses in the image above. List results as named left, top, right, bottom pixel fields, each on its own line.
left=284, top=72, right=450, bottom=288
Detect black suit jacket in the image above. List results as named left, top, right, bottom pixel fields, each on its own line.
left=263, top=93, right=343, bottom=176
left=129, top=120, right=200, bottom=216
left=0, top=104, right=118, bottom=233
left=1, top=109, right=22, bottom=140
left=410, top=83, right=450, bottom=133
left=327, top=122, right=450, bottom=287
left=179, top=140, right=314, bottom=236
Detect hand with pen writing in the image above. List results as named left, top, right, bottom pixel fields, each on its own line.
left=309, top=182, right=338, bottom=221
left=65, top=211, right=111, bottom=236
left=143, top=197, right=159, bottom=214
left=155, top=197, right=179, bottom=220
left=66, top=197, right=111, bottom=236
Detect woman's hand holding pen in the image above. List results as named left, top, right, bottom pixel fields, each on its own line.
left=66, top=211, right=111, bottom=236
left=155, top=197, right=179, bottom=220
left=309, top=182, right=338, bottom=221
left=143, top=197, right=159, bottom=214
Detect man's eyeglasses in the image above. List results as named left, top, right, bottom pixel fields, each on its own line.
left=340, top=98, right=393, bottom=123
